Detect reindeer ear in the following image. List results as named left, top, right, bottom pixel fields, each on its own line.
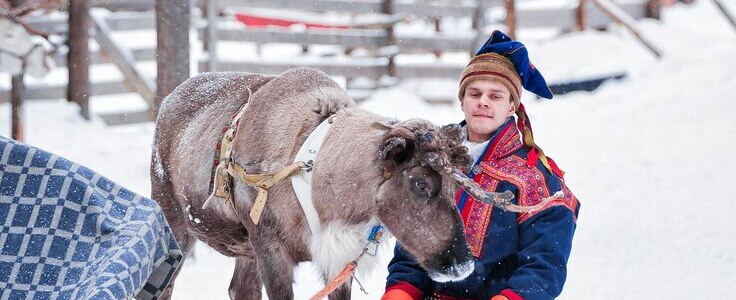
left=381, top=137, right=413, bottom=170
left=439, top=124, right=472, bottom=169
left=371, top=119, right=399, bottom=130
left=440, top=124, right=465, bottom=145
left=450, top=146, right=473, bottom=169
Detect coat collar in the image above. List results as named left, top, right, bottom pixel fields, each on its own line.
left=454, top=117, right=524, bottom=240
left=461, top=117, right=523, bottom=164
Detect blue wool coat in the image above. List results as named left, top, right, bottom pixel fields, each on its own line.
left=385, top=118, right=580, bottom=300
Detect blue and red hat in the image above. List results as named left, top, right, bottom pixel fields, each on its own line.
left=458, top=30, right=564, bottom=178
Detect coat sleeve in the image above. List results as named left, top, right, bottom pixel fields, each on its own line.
left=385, top=243, right=431, bottom=300
left=501, top=204, right=577, bottom=300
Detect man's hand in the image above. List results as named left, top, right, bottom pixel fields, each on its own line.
left=381, top=289, right=414, bottom=300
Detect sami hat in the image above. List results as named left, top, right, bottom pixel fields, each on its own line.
left=458, top=30, right=553, bottom=104
left=458, top=30, right=564, bottom=178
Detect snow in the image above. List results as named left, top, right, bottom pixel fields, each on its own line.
left=2, top=1, right=736, bottom=299
left=426, top=259, right=475, bottom=283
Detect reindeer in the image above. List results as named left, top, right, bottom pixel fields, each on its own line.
left=0, top=0, right=60, bottom=78
left=152, top=68, right=532, bottom=300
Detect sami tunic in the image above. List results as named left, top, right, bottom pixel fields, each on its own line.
left=385, top=118, right=580, bottom=300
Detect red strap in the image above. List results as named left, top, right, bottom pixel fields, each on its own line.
left=546, top=156, right=565, bottom=179
left=310, top=262, right=356, bottom=300
left=526, top=148, right=539, bottom=168
left=516, top=103, right=565, bottom=179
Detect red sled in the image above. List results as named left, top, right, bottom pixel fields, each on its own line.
left=234, top=11, right=349, bottom=30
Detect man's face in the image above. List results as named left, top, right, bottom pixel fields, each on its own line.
left=460, top=79, right=515, bottom=142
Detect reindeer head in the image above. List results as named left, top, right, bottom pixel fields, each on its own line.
left=375, top=120, right=475, bottom=282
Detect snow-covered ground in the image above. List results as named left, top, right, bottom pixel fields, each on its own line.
left=2, top=1, right=736, bottom=299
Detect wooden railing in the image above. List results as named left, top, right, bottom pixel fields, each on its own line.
left=1, top=0, right=657, bottom=126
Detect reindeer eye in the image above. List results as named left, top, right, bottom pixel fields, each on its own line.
left=410, top=175, right=440, bottom=203
left=415, top=180, right=427, bottom=189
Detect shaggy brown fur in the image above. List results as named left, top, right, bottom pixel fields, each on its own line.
left=152, top=68, right=474, bottom=300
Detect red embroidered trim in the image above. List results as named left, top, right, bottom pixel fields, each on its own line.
left=464, top=177, right=497, bottom=257
left=454, top=186, right=464, bottom=206
left=481, top=156, right=550, bottom=204
left=480, top=155, right=579, bottom=224
left=459, top=190, right=473, bottom=224
left=459, top=124, right=523, bottom=257
left=518, top=183, right=580, bottom=223
left=480, top=155, right=551, bottom=223
left=492, top=123, right=523, bottom=159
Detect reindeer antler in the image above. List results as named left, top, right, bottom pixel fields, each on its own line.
left=424, top=152, right=557, bottom=213
left=6, top=0, right=62, bottom=17
left=0, top=0, right=62, bottom=40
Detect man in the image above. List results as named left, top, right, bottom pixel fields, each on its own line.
left=382, top=31, right=580, bottom=300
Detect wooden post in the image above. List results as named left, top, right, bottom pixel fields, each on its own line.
left=10, top=0, right=25, bottom=140
left=592, top=0, right=662, bottom=58
left=433, top=16, right=441, bottom=58
left=155, top=0, right=191, bottom=117
left=345, top=13, right=358, bottom=56
left=67, top=0, right=91, bottom=120
left=11, top=75, right=24, bottom=141
left=471, top=1, right=481, bottom=31
left=202, top=0, right=218, bottom=72
left=577, top=0, right=587, bottom=31
left=91, top=9, right=156, bottom=107
left=505, top=0, right=517, bottom=39
left=645, top=0, right=661, bottom=19
left=471, top=0, right=487, bottom=55
left=382, top=0, right=396, bottom=78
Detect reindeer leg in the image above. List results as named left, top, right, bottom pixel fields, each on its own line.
left=254, top=241, right=295, bottom=300
left=229, top=255, right=263, bottom=299
left=328, top=278, right=352, bottom=300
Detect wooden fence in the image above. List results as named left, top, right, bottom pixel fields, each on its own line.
left=202, top=0, right=651, bottom=86
left=0, top=7, right=157, bottom=125
left=1, top=0, right=657, bottom=126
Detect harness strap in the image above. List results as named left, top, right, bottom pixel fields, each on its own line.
left=207, top=93, right=246, bottom=215
left=208, top=88, right=306, bottom=225
left=291, top=117, right=334, bottom=236
left=228, top=161, right=307, bottom=224
left=208, top=93, right=251, bottom=203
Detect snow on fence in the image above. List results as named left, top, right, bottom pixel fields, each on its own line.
left=203, top=0, right=650, bottom=91
left=0, top=1, right=158, bottom=126
left=1, top=0, right=656, bottom=126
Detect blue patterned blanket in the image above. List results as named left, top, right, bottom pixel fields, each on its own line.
left=0, top=136, right=182, bottom=300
